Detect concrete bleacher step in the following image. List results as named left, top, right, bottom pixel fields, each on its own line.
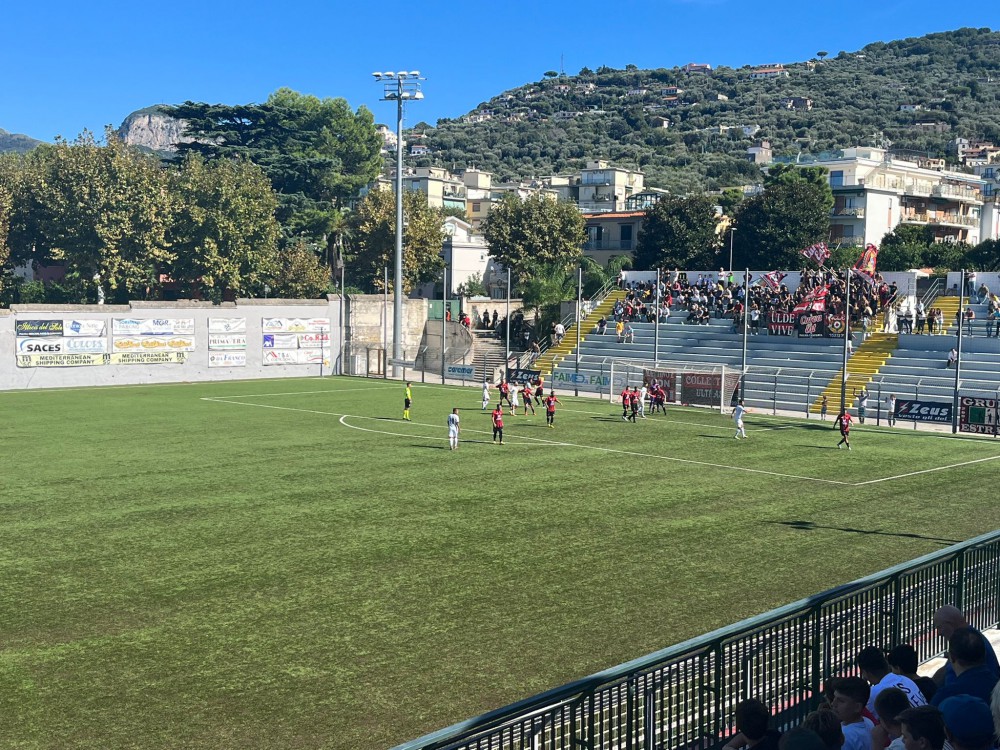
left=808, top=333, right=899, bottom=413
left=534, top=290, right=626, bottom=375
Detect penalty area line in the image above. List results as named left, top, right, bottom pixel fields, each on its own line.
left=853, top=453, right=1000, bottom=486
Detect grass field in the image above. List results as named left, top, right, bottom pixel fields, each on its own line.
left=3, top=374, right=1000, bottom=750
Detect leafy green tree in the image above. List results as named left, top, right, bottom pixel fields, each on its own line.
left=269, top=238, right=331, bottom=298
left=877, top=224, right=932, bottom=271
left=350, top=188, right=445, bottom=293
left=582, top=255, right=632, bottom=298
left=520, top=260, right=577, bottom=333
left=733, top=181, right=830, bottom=269
left=8, top=131, right=174, bottom=303
left=455, top=271, right=487, bottom=297
left=966, top=239, right=1000, bottom=271
left=167, top=153, right=281, bottom=300
left=480, top=193, right=585, bottom=283
left=764, top=164, right=834, bottom=215
left=633, top=195, right=721, bottom=270
left=170, top=88, right=382, bottom=243
left=0, top=173, right=11, bottom=298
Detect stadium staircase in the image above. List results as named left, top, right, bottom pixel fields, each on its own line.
left=533, top=289, right=627, bottom=376
left=933, top=294, right=962, bottom=335
left=808, top=332, right=897, bottom=415
left=472, top=329, right=509, bottom=383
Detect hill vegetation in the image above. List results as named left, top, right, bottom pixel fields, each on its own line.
left=0, top=128, right=44, bottom=155
left=415, top=27, right=1000, bottom=192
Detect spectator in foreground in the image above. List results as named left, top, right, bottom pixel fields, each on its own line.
left=871, top=687, right=911, bottom=750
left=931, top=627, right=999, bottom=706
left=800, top=708, right=843, bottom=750
left=896, top=705, right=946, bottom=750
left=939, top=695, right=995, bottom=750
left=932, top=605, right=1000, bottom=686
left=777, top=728, right=826, bottom=750
left=855, top=646, right=926, bottom=719
left=721, top=699, right=782, bottom=750
left=886, top=644, right=937, bottom=703
left=830, top=677, right=874, bottom=750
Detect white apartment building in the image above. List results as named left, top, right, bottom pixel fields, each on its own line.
left=802, top=147, right=989, bottom=247
left=577, top=160, right=644, bottom=213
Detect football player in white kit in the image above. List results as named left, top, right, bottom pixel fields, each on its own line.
left=732, top=399, right=748, bottom=439
left=481, top=380, right=491, bottom=411
left=447, top=408, right=461, bottom=450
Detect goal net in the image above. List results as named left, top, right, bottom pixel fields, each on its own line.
left=609, top=359, right=742, bottom=412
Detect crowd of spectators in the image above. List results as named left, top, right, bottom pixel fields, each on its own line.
left=720, top=605, right=1000, bottom=750
left=607, top=269, right=898, bottom=336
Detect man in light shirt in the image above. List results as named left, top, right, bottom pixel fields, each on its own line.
left=855, top=646, right=926, bottom=721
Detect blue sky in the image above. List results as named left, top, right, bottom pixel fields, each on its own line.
left=2, top=1, right=997, bottom=142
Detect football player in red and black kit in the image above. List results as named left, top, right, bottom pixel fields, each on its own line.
left=498, top=379, right=511, bottom=410
left=521, top=382, right=535, bottom=415
left=492, top=405, right=504, bottom=445
left=621, top=386, right=631, bottom=420
left=835, top=410, right=853, bottom=450
left=545, top=391, right=560, bottom=428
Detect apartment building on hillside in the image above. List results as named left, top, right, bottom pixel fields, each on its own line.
left=800, top=147, right=990, bottom=247
left=577, top=160, right=644, bottom=213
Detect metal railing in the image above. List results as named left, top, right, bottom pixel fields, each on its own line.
left=393, top=530, right=1000, bottom=750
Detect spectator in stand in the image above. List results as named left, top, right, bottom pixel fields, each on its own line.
left=977, top=283, right=990, bottom=305
left=897, top=706, right=946, bottom=750
left=596, top=316, right=608, bottom=335
left=831, top=677, right=874, bottom=750
left=939, top=695, right=995, bottom=750
left=554, top=321, right=565, bottom=344
left=855, top=646, right=927, bottom=719
left=871, top=688, right=911, bottom=750
left=947, top=348, right=958, bottom=369
left=886, top=394, right=898, bottom=427
left=721, top=699, right=782, bottom=750
left=932, top=606, right=1000, bottom=686
left=930, top=627, right=1000, bottom=706
left=965, top=306, right=976, bottom=337
left=989, top=307, right=1000, bottom=339
left=887, top=644, right=938, bottom=703
left=750, top=304, right=761, bottom=334
left=800, top=708, right=843, bottom=750
left=967, top=270, right=978, bottom=300
left=623, top=322, right=635, bottom=344
left=615, top=319, right=625, bottom=342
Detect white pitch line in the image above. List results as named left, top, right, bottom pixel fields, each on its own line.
left=337, top=415, right=565, bottom=447
left=853, top=454, right=1000, bottom=486
left=204, top=385, right=398, bottom=399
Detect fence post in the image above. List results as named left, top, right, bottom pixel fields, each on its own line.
left=773, top=372, right=778, bottom=415
left=876, top=379, right=883, bottom=426
left=915, top=379, right=920, bottom=430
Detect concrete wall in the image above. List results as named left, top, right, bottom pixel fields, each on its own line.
left=345, top=294, right=427, bottom=356
left=0, top=298, right=343, bottom=391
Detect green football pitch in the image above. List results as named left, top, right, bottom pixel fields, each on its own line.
left=3, top=375, right=1000, bottom=750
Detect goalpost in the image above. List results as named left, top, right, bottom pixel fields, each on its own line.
left=607, top=359, right=741, bottom=412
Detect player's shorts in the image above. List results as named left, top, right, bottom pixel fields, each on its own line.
left=840, top=428, right=850, bottom=436
left=735, top=419, right=744, bottom=429
left=535, top=387, right=544, bottom=397
left=493, top=426, right=502, bottom=437
left=404, top=398, right=412, bottom=409
left=448, top=428, right=458, bottom=438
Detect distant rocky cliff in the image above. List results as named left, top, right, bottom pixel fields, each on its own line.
left=117, top=107, right=191, bottom=153
left=0, top=128, right=44, bottom=154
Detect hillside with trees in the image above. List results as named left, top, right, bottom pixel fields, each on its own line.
left=415, top=27, right=1000, bottom=193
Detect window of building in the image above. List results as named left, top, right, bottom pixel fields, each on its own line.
left=472, top=203, right=481, bottom=212
left=620, top=225, right=633, bottom=249
left=829, top=170, right=844, bottom=187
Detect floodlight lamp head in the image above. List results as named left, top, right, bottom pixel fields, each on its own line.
left=372, top=72, right=383, bottom=79
left=383, top=71, right=396, bottom=78
left=413, top=91, right=425, bottom=100
left=409, top=70, right=421, bottom=78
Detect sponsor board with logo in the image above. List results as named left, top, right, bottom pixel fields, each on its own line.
left=446, top=364, right=475, bottom=380
left=208, top=334, right=247, bottom=351
left=262, top=317, right=330, bottom=334
left=112, top=337, right=195, bottom=353
left=15, top=319, right=64, bottom=337
left=110, top=352, right=187, bottom=365
left=112, top=318, right=195, bottom=336
left=64, top=319, right=107, bottom=337
left=263, top=348, right=330, bottom=365
left=959, top=396, right=999, bottom=435
left=505, top=368, right=541, bottom=384
left=208, top=351, right=248, bottom=368
left=16, top=353, right=107, bottom=368
left=208, top=318, right=247, bottom=334
left=16, top=337, right=108, bottom=354
left=262, top=334, right=299, bottom=349
left=298, top=332, right=330, bottom=346
left=894, top=399, right=953, bottom=424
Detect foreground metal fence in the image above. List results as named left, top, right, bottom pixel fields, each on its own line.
left=393, top=530, right=1000, bottom=750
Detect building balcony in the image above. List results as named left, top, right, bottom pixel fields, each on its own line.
left=931, top=184, right=982, bottom=202
left=832, top=207, right=865, bottom=218
left=902, top=212, right=978, bottom=228
left=830, top=236, right=866, bottom=247
left=584, top=240, right=634, bottom=252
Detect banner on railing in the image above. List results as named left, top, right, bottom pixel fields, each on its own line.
left=959, top=396, right=999, bottom=435
left=894, top=399, right=953, bottom=424
left=446, top=364, right=475, bottom=380
left=506, top=368, right=541, bottom=385
left=681, top=372, right=739, bottom=407
left=768, top=311, right=796, bottom=336
left=642, top=369, right=678, bottom=401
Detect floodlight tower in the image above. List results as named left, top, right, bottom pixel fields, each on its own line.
left=373, top=70, right=424, bottom=377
